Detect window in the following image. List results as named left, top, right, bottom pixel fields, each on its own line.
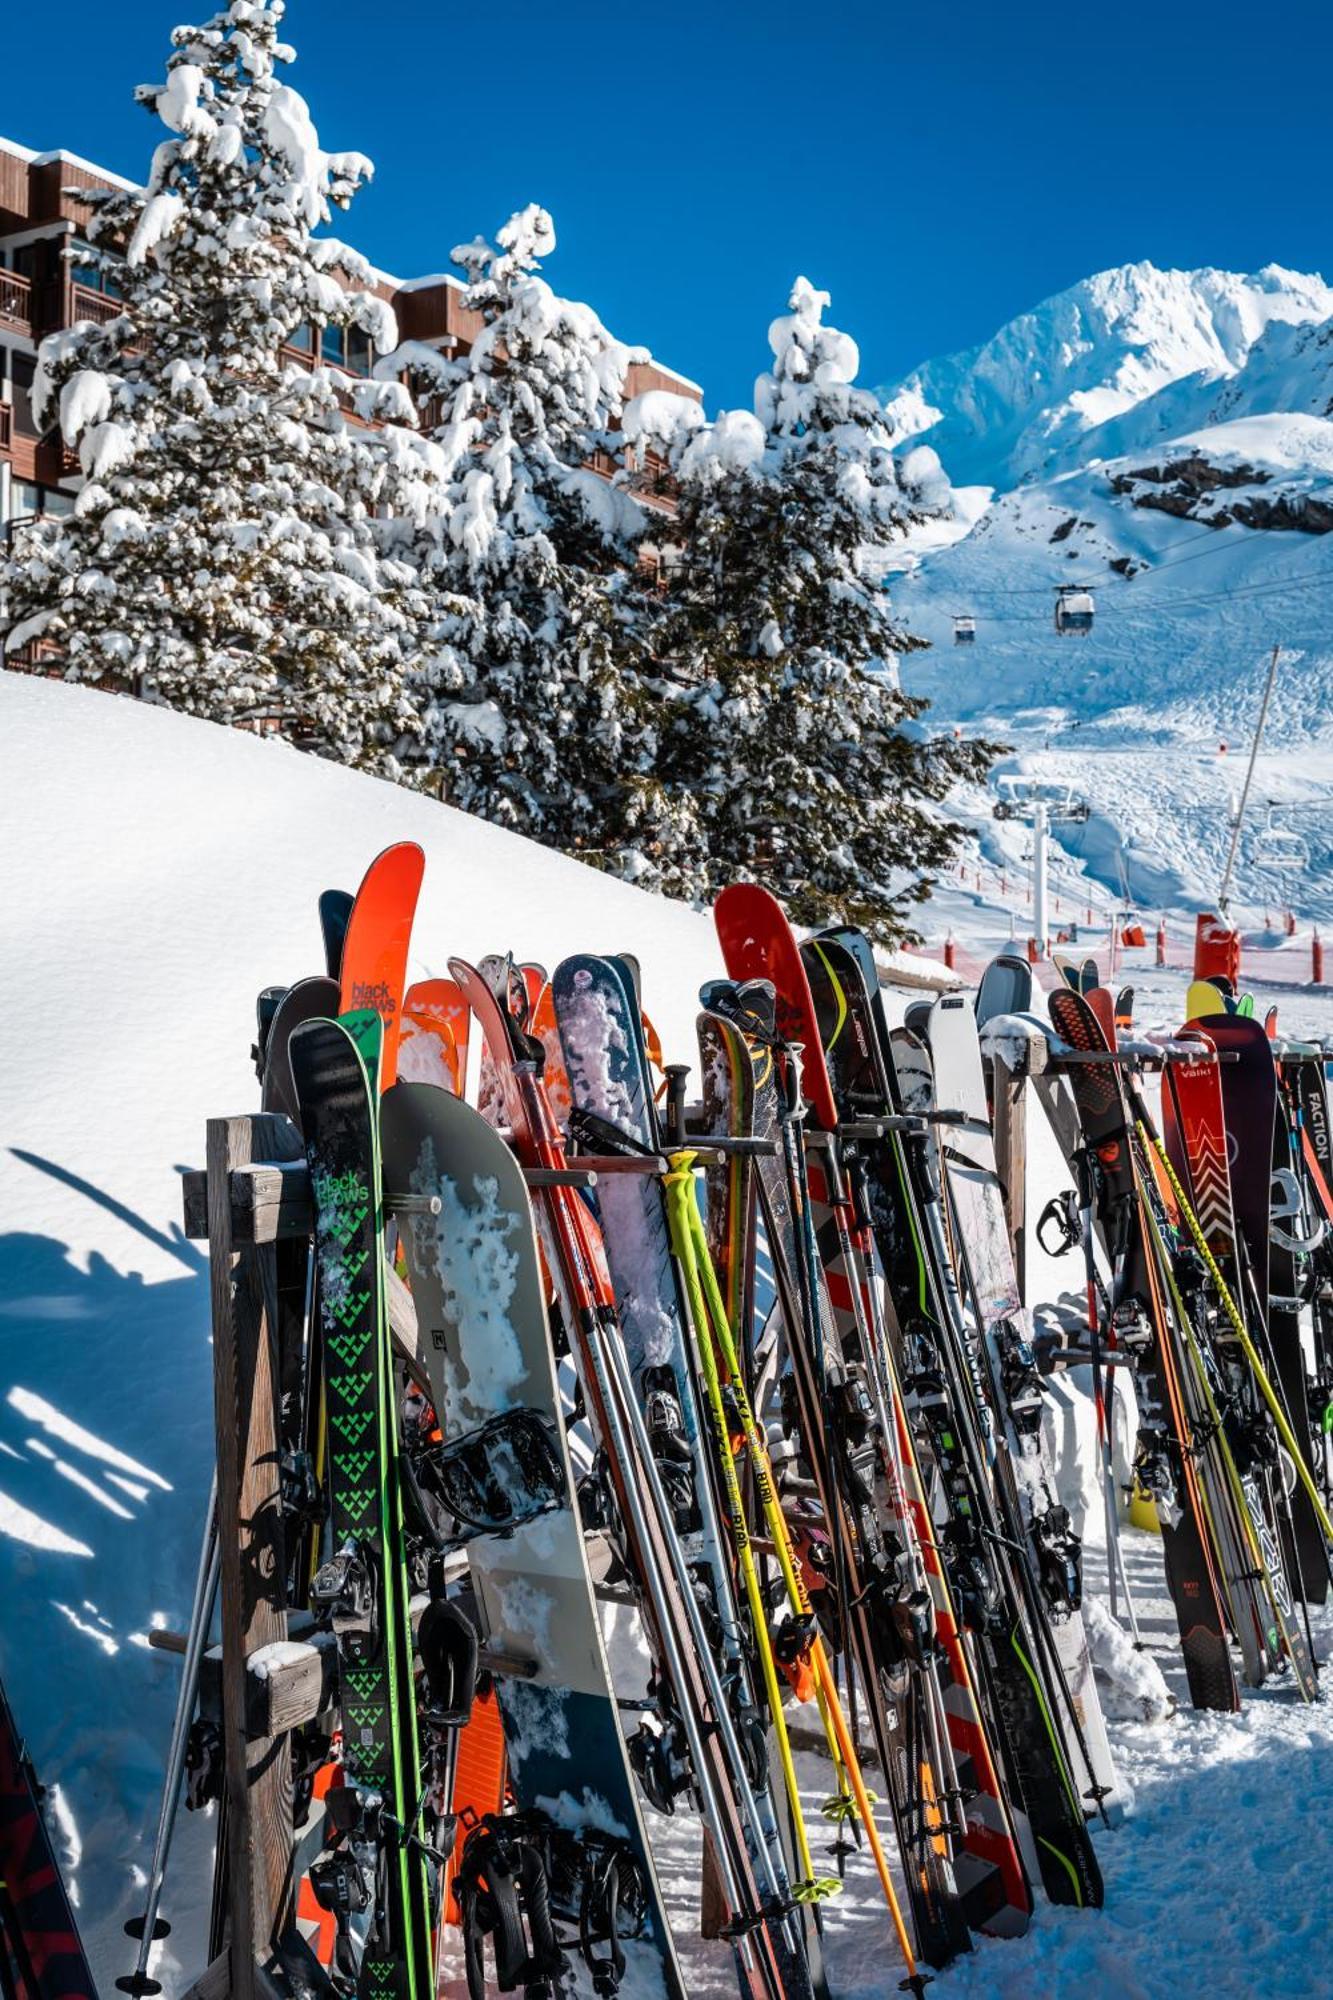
left=321, top=322, right=344, bottom=367
left=347, top=327, right=373, bottom=377
left=68, top=242, right=124, bottom=298
left=69, top=244, right=102, bottom=290
left=10, top=480, right=70, bottom=517
left=11, top=354, right=37, bottom=437
left=289, top=321, right=314, bottom=353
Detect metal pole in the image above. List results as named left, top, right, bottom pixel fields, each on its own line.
left=1219, top=643, right=1280, bottom=913
left=118, top=1482, right=219, bottom=1995
left=1032, top=802, right=1049, bottom=957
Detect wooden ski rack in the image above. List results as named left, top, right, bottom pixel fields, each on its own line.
left=176, top=1114, right=551, bottom=1998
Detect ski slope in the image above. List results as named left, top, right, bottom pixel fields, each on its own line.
left=3, top=671, right=1333, bottom=1998
left=873, top=265, right=1333, bottom=934
left=887, top=440, right=1333, bottom=927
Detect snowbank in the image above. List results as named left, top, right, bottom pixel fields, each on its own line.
left=0, top=671, right=724, bottom=1983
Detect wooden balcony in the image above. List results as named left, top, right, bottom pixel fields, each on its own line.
left=69, top=281, right=123, bottom=328
left=0, top=269, right=33, bottom=337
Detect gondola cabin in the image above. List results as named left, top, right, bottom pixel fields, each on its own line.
left=954, top=615, right=977, bottom=644
left=1054, top=587, right=1095, bottom=636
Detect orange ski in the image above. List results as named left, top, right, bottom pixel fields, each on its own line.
left=337, top=843, right=425, bottom=1086
left=399, top=977, right=469, bottom=1095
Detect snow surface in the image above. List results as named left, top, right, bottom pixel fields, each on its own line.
left=4, top=671, right=1333, bottom=1998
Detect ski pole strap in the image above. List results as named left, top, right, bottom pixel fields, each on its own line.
left=1035, top=1190, right=1081, bottom=1257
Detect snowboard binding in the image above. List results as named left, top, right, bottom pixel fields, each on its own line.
left=419, top=1408, right=565, bottom=1543
left=458, top=1810, right=648, bottom=2000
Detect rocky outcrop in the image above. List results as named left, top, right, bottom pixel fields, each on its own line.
left=1108, top=453, right=1333, bottom=533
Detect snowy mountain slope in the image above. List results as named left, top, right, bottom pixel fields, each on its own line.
left=888, top=418, right=1333, bottom=921
left=881, top=262, right=1333, bottom=488
left=0, top=670, right=733, bottom=1987
left=1048, top=311, right=1333, bottom=473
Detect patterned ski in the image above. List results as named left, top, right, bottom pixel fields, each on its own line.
left=290, top=1014, right=435, bottom=1997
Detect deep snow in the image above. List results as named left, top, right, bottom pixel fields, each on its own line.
left=3, top=671, right=1333, bottom=1998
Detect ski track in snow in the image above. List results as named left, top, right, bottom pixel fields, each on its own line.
left=4, top=671, right=1333, bottom=1993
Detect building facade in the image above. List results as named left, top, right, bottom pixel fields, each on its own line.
left=0, top=133, right=698, bottom=536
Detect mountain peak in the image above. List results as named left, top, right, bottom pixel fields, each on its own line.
left=881, top=261, right=1333, bottom=488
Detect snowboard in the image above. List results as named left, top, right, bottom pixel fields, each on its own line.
left=381, top=1080, right=684, bottom=2000
left=975, top=951, right=1034, bottom=1028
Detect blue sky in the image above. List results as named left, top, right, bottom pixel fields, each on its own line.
left=4, top=1, right=1329, bottom=408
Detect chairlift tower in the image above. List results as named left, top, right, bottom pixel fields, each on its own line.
left=992, top=781, right=1091, bottom=956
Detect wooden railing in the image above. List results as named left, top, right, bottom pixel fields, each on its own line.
left=69, top=281, right=124, bottom=328
left=0, top=269, right=33, bottom=336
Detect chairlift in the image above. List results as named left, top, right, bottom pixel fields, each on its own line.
left=1054, top=586, right=1095, bottom=636
left=954, top=615, right=977, bottom=644
left=1254, top=812, right=1308, bottom=875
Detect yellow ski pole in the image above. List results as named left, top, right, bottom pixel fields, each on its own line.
left=667, top=1156, right=927, bottom=1986
left=1143, top=1123, right=1333, bottom=1544
left=665, top=1157, right=837, bottom=1902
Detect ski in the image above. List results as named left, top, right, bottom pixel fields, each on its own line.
left=923, top=989, right=1120, bottom=1819
left=0, top=1674, right=96, bottom=2000
left=290, top=1012, right=437, bottom=1997
left=449, top=956, right=812, bottom=2000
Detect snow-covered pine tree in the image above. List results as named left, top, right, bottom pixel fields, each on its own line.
left=0, top=0, right=441, bottom=772
left=386, top=206, right=686, bottom=867
left=633, top=276, right=995, bottom=942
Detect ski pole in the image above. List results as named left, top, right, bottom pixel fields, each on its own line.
left=118, top=1479, right=220, bottom=1997
left=1146, top=1126, right=1333, bottom=1544
left=665, top=1157, right=839, bottom=1905
left=670, top=1155, right=926, bottom=1991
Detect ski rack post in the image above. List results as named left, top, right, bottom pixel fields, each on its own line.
left=189, top=1112, right=304, bottom=2000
